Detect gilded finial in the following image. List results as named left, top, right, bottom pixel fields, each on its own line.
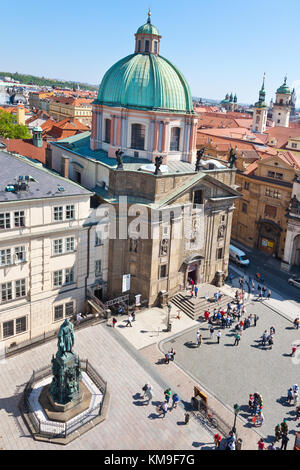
left=147, top=7, right=151, bottom=23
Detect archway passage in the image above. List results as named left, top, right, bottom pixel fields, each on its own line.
left=292, top=235, right=300, bottom=266
left=257, top=219, right=282, bottom=257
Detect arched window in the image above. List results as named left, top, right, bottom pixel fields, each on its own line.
left=145, top=40, right=150, bottom=53
left=256, top=115, right=260, bottom=124
left=131, top=123, right=145, bottom=150
left=104, top=118, right=111, bottom=143
left=138, top=40, right=141, bottom=52
left=170, top=127, right=180, bottom=151
left=153, top=41, right=158, bottom=54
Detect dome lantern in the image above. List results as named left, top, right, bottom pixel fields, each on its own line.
left=134, top=10, right=161, bottom=55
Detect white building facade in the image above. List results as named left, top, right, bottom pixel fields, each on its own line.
left=0, top=152, right=108, bottom=348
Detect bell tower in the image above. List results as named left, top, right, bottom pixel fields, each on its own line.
left=252, top=74, right=268, bottom=133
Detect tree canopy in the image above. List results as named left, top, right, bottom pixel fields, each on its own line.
left=0, top=110, right=32, bottom=139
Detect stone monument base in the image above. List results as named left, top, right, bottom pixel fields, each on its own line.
left=39, top=383, right=91, bottom=423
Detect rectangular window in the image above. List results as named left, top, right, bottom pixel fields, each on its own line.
left=242, top=203, right=248, bottom=214
left=65, top=267, right=74, bottom=285
left=217, top=248, right=223, bottom=260
left=95, top=233, right=101, bottom=246
left=104, top=119, right=111, bottom=143
left=15, top=279, right=26, bottom=298
left=65, top=237, right=75, bottom=252
left=0, top=248, right=11, bottom=266
left=14, top=246, right=26, bottom=263
left=244, top=182, right=250, bottom=190
left=193, top=190, right=203, bottom=205
left=53, top=270, right=63, bottom=288
left=53, top=239, right=63, bottom=255
left=16, top=316, right=27, bottom=334
left=66, top=205, right=75, bottom=220
left=292, top=143, right=297, bottom=149
left=1, top=282, right=12, bottom=302
left=54, top=305, right=64, bottom=321
left=3, top=320, right=14, bottom=338
left=95, top=260, right=102, bottom=277
left=267, top=171, right=275, bottom=178
left=14, top=211, right=25, bottom=227
left=54, top=206, right=63, bottom=221
left=160, top=264, right=167, bottom=279
left=264, top=205, right=277, bottom=218
left=0, top=212, right=10, bottom=229
left=65, top=302, right=74, bottom=317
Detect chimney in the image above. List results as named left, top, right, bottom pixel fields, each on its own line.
left=61, top=155, right=69, bottom=178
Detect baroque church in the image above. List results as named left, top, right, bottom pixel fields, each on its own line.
left=48, top=12, right=240, bottom=306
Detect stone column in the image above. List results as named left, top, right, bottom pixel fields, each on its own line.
left=161, top=122, right=169, bottom=153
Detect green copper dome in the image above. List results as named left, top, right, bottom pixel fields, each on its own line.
left=136, top=22, right=160, bottom=36
left=97, top=53, right=194, bottom=113
left=277, top=77, right=291, bottom=95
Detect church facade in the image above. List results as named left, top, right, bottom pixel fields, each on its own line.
left=49, top=13, right=240, bottom=306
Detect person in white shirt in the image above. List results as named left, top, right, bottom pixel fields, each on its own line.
left=216, top=330, right=221, bottom=344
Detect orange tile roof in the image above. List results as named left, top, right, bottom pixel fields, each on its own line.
left=265, top=126, right=300, bottom=148
left=1, top=138, right=47, bottom=164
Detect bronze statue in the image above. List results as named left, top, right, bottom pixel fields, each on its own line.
left=195, top=147, right=205, bottom=172
left=115, top=148, right=124, bottom=170
left=154, top=156, right=163, bottom=175
left=57, top=318, right=74, bottom=356
left=228, top=148, right=237, bottom=169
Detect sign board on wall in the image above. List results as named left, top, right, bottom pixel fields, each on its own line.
left=122, top=274, right=131, bottom=293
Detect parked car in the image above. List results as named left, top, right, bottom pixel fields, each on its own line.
left=288, top=277, right=300, bottom=288
left=229, top=244, right=250, bottom=267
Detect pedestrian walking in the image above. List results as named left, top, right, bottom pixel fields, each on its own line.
left=293, top=384, right=299, bottom=404
left=145, top=386, right=153, bottom=405
left=159, top=401, right=168, bottom=418
left=292, top=344, right=298, bottom=357
left=294, top=317, right=300, bottom=329
left=262, top=286, right=267, bottom=297
left=197, top=334, right=203, bottom=348
left=204, top=310, right=210, bottom=322
left=132, top=311, right=136, bottom=322
left=142, top=383, right=152, bottom=398
left=253, top=314, right=258, bottom=327
left=216, top=330, right=221, bottom=344
left=268, top=334, right=274, bottom=350
left=267, top=289, right=271, bottom=300
left=257, top=438, right=265, bottom=450
left=171, top=393, right=179, bottom=410
left=196, top=329, right=201, bottom=346
left=210, top=326, right=214, bottom=340
left=164, top=388, right=171, bottom=403
left=214, top=433, right=222, bottom=449
left=194, top=286, right=199, bottom=298
left=281, top=434, right=289, bottom=450
left=287, top=388, right=293, bottom=404
left=234, top=333, right=241, bottom=346
left=274, top=424, right=281, bottom=443
left=261, top=330, right=268, bottom=347
left=112, top=317, right=117, bottom=328
left=125, top=314, right=133, bottom=327
left=270, top=326, right=275, bottom=335
left=281, top=419, right=288, bottom=436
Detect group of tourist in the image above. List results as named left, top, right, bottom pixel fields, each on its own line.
left=248, top=393, right=264, bottom=427
left=156, top=388, right=180, bottom=418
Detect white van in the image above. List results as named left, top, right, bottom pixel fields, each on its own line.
left=229, top=244, right=250, bottom=267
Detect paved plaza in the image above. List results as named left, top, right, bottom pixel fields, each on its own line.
left=161, top=298, right=300, bottom=445
left=0, top=322, right=214, bottom=450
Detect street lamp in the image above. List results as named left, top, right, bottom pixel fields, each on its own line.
left=232, top=403, right=240, bottom=434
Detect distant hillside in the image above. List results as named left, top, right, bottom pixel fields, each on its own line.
left=0, top=72, right=98, bottom=91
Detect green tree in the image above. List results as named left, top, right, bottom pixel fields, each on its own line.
left=0, top=110, right=31, bottom=139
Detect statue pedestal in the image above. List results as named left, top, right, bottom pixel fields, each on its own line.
left=48, top=351, right=82, bottom=409
left=39, top=382, right=92, bottom=423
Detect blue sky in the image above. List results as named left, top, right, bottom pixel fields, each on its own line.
left=2, top=0, right=300, bottom=103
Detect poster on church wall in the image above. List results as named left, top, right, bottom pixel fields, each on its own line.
left=122, top=274, right=131, bottom=292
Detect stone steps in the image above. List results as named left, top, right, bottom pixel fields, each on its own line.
left=171, top=291, right=233, bottom=321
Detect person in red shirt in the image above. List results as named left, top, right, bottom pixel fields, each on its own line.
left=220, top=309, right=226, bottom=317
left=214, top=433, right=222, bottom=449
left=257, top=438, right=265, bottom=450
left=204, top=310, right=210, bottom=321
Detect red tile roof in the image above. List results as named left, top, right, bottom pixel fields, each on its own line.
left=1, top=138, right=47, bottom=164
left=265, top=126, right=300, bottom=148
